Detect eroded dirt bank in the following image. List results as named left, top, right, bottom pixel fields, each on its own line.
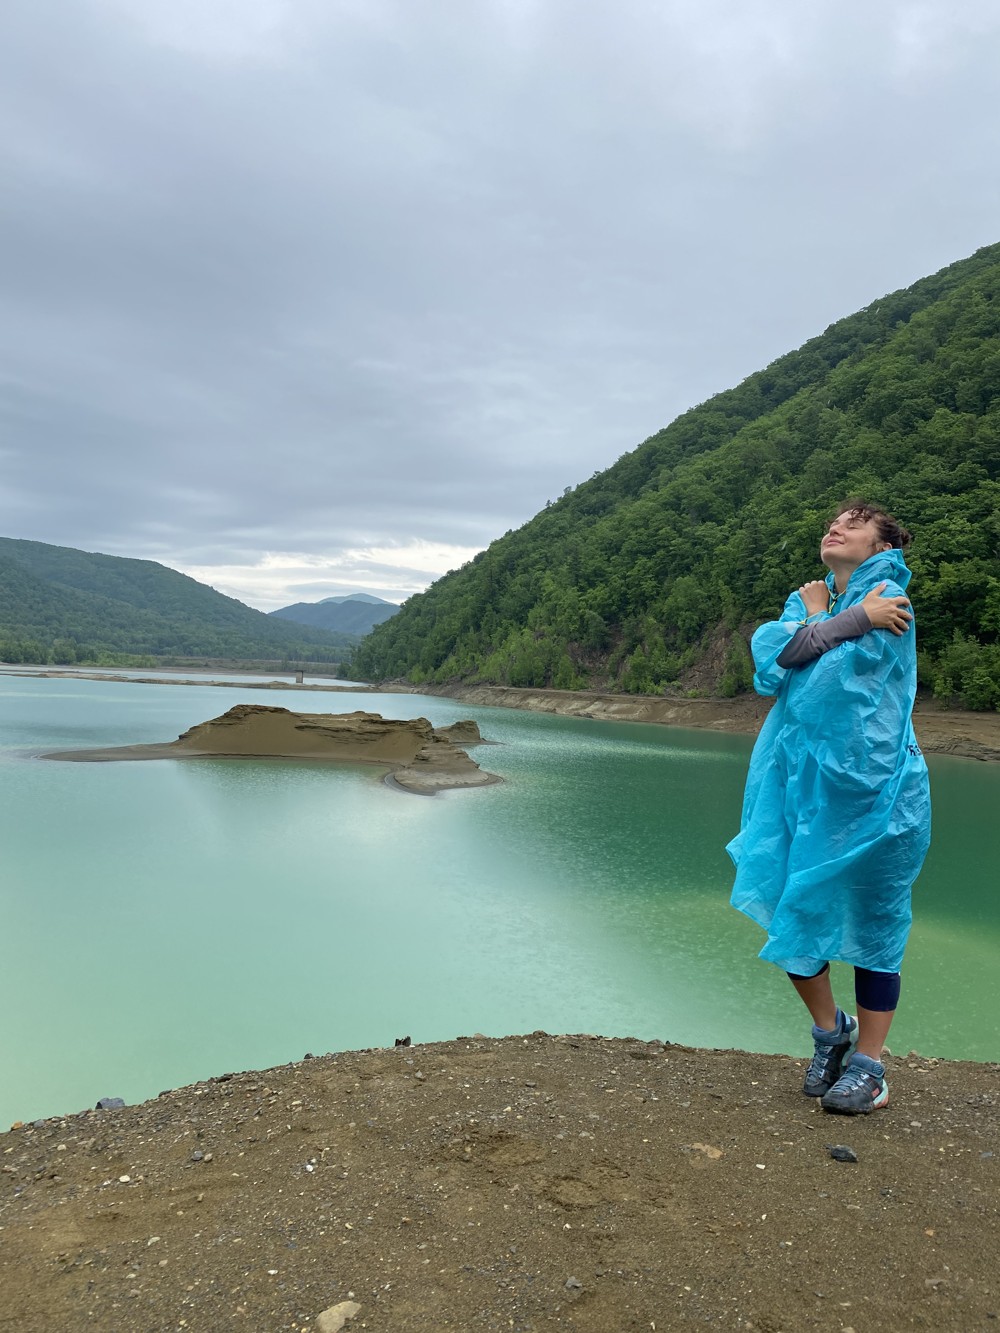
left=410, top=684, right=1000, bottom=762
left=2, top=1034, right=997, bottom=1331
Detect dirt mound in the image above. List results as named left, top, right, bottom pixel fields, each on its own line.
left=2, top=1035, right=996, bottom=1331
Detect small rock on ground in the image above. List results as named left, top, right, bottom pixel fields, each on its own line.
left=316, top=1300, right=362, bottom=1332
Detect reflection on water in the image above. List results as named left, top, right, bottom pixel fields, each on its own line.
left=0, top=676, right=997, bottom=1124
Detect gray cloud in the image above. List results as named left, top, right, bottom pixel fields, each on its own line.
left=2, top=0, right=999, bottom=607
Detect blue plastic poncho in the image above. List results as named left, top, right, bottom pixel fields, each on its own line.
left=727, top=549, right=931, bottom=975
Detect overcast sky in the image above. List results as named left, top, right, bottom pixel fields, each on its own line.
left=2, top=1, right=998, bottom=610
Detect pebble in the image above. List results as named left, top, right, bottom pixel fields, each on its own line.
left=689, top=1143, right=724, bottom=1160
left=565, top=1277, right=583, bottom=1291
left=316, top=1301, right=362, bottom=1332
left=96, top=1097, right=126, bottom=1111
left=827, top=1145, right=859, bottom=1163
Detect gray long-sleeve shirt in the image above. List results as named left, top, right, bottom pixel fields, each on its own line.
left=775, top=603, right=873, bottom=668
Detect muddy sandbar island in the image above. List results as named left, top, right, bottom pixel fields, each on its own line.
left=41, top=704, right=502, bottom=795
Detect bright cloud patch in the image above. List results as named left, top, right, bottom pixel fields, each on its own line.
left=175, top=540, right=484, bottom=611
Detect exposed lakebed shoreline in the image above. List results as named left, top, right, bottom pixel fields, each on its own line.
left=410, top=682, right=1000, bottom=763
left=9, top=666, right=1000, bottom=761
left=2, top=1034, right=997, bottom=1330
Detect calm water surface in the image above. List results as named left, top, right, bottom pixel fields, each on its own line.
left=1, top=675, right=997, bottom=1125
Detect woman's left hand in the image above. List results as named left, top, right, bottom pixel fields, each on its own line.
left=862, top=582, right=913, bottom=635
left=798, top=580, right=829, bottom=616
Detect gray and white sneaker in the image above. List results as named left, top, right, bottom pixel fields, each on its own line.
left=821, top=1052, right=890, bottom=1115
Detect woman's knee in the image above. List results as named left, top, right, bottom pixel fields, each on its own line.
left=854, top=967, right=901, bottom=1012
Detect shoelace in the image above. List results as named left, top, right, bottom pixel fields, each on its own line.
left=831, top=1064, right=880, bottom=1095
left=808, top=1031, right=847, bottom=1071
left=806, top=1056, right=840, bottom=1091
left=807, top=1047, right=837, bottom=1075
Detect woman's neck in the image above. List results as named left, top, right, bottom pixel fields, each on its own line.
left=827, top=563, right=853, bottom=594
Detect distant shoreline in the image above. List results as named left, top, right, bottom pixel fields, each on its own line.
left=0, top=666, right=368, bottom=693
left=8, top=666, right=1000, bottom=761
left=405, top=681, right=1000, bottom=763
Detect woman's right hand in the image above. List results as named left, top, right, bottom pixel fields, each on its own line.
left=798, top=580, right=829, bottom=616
left=862, top=582, right=913, bottom=635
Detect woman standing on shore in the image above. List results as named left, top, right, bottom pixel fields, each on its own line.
left=727, top=502, right=931, bottom=1114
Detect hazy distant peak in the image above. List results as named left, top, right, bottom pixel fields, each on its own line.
left=319, top=593, right=397, bottom=606
left=270, top=594, right=399, bottom=635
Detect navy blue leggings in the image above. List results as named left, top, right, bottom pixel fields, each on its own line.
left=785, top=961, right=901, bottom=1012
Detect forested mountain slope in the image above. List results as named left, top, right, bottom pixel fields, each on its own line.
left=0, top=539, right=354, bottom=664
left=353, top=243, right=1000, bottom=708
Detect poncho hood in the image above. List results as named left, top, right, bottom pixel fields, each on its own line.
left=825, top=547, right=911, bottom=598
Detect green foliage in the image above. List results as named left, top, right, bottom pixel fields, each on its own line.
left=350, top=243, right=1000, bottom=707
left=0, top=539, right=355, bottom=665
left=926, top=633, right=1000, bottom=710
left=719, top=639, right=754, bottom=698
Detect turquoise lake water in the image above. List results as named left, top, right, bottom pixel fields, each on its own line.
left=1, top=675, right=997, bottom=1126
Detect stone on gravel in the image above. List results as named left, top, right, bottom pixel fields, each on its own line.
left=689, top=1142, right=725, bottom=1160
left=827, top=1144, right=859, bottom=1162
left=316, top=1301, right=362, bottom=1332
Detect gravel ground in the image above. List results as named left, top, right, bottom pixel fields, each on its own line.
left=2, top=1034, right=997, bottom=1332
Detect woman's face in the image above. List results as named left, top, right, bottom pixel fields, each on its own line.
left=820, top=510, right=889, bottom=571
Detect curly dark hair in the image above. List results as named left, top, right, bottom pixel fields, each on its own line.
left=829, top=500, right=912, bottom=551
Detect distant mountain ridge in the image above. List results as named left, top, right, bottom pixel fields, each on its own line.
left=0, top=538, right=355, bottom=665
left=270, top=593, right=399, bottom=636
left=320, top=593, right=391, bottom=606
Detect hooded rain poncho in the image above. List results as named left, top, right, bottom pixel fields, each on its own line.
left=727, top=548, right=931, bottom=975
